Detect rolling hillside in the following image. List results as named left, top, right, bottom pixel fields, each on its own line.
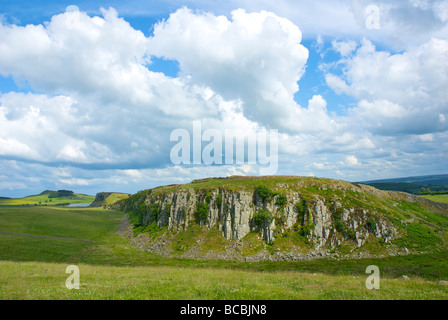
left=359, top=174, right=448, bottom=195
left=0, top=190, right=94, bottom=206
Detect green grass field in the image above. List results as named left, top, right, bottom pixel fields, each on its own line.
left=422, top=194, right=448, bottom=204
left=0, top=206, right=447, bottom=299
left=0, top=193, right=94, bottom=206
left=2, top=260, right=447, bottom=300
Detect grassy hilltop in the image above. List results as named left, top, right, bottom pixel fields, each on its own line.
left=0, top=190, right=94, bottom=206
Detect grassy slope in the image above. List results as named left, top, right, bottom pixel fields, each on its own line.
left=2, top=260, right=447, bottom=300
left=0, top=206, right=123, bottom=263
left=150, top=175, right=328, bottom=194
left=103, top=193, right=130, bottom=207
left=422, top=194, right=448, bottom=204
left=0, top=193, right=94, bottom=206
left=0, top=204, right=448, bottom=299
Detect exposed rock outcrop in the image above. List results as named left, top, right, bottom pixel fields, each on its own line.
left=89, top=192, right=113, bottom=207
left=114, top=175, right=447, bottom=261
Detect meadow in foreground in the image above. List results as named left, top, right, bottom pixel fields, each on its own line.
left=0, top=206, right=447, bottom=300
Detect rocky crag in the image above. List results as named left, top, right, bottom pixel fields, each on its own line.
left=116, top=176, right=448, bottom=261
left=90, top=192, right=129, bottom=208
left=89, top=192, right=114, bottom=208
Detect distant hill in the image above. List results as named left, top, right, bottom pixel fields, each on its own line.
left=0, top=190, right=94, bottom=206
left=361, top=182, right=425, bottom=194
left=360, top=174, right=448, bottom=186
left=40, top=190, right=76, bottom=198
left=358, top=174, right=448, bottom=194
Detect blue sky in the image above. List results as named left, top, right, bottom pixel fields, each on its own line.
left=0, top=0, right=447, bottom=197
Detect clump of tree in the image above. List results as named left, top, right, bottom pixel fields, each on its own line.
left=252, top=209, right=275, bottom=244
left=418, top=186, right=448, bottom=195
left=295, top=198, right=315, bottom=237
left=216, top=194, right=223, bottom=208
left=365, top=216, right=377, bottom=233
left=252, top=208, right=274, bottom=229
left=255, top=185, right=277, bottom=204
left=125, top=189, right=152, bottom=229
left=148, top=202, right=161, bottom=224
left=275, top=193, right=287, bottom=207
left=47, top=190, right=75, bottom=198
left=332, top=205, right=356, bottom=240
left=195, top=202, right=209, bottom=224
left=295, top=199, right=307, bottom=224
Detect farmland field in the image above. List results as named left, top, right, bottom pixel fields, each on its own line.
left=421, top=194, right=448, bottom=204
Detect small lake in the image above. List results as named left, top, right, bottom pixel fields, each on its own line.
left=64, top=203, right=92, bottom=207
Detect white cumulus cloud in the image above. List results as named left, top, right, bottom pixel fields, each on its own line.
left=148, top=7, right=311, bottom=132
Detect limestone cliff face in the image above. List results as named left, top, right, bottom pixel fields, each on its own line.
left=119, top=177, right=402, bottom=251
